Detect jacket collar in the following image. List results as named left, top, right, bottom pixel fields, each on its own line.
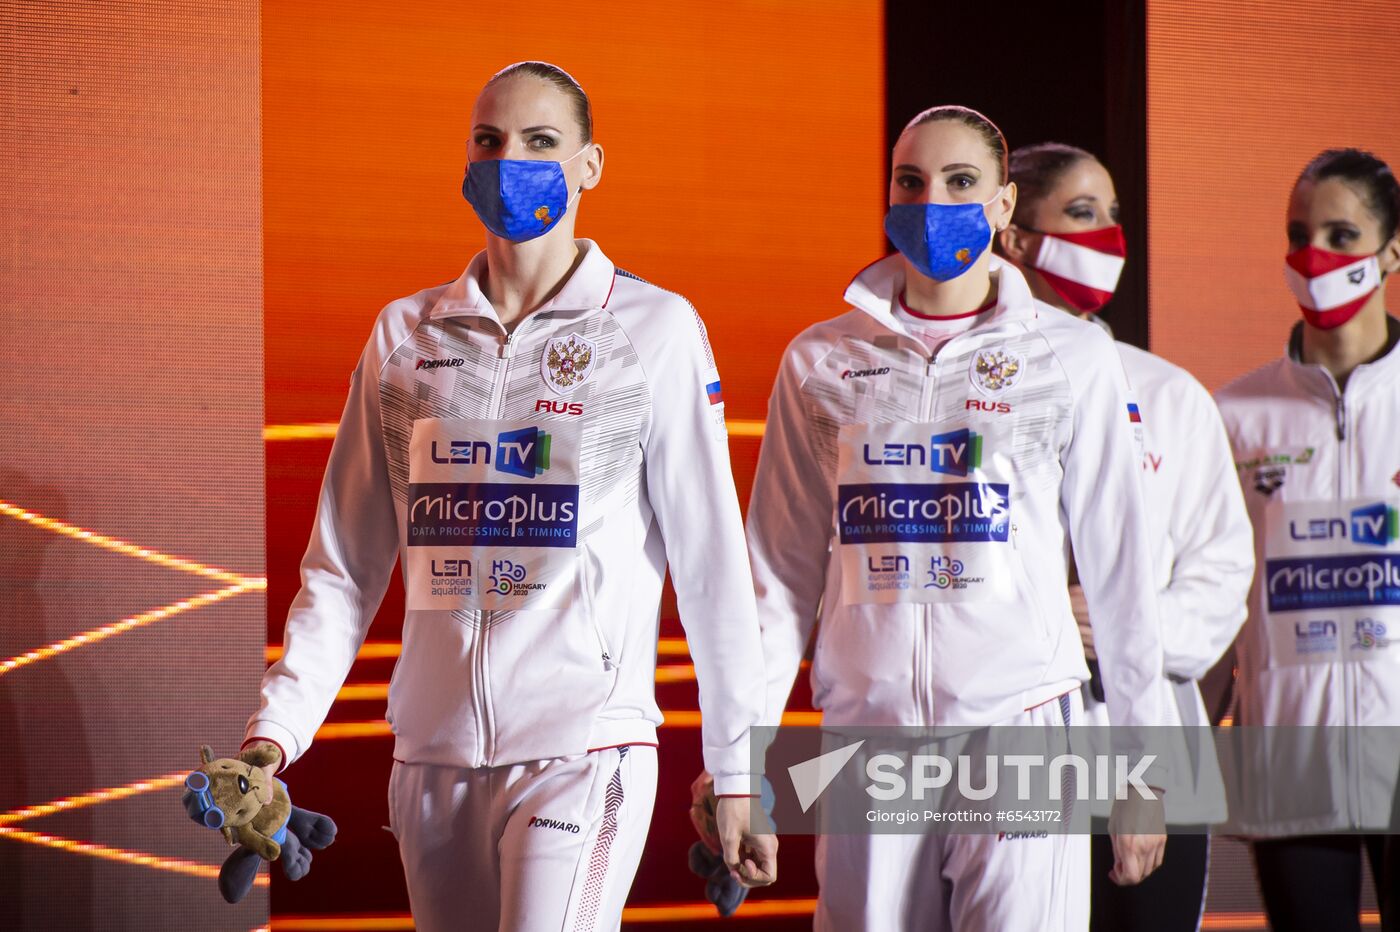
left=843, top=253, right=1039, bottom=339
left=428, top=238, right=617, bottom=324
left=1283, top=315, right=1400, bottom=397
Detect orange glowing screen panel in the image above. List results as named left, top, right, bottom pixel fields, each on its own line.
left=1147, top=0, right=1400, bottom=389
left=263, top=1, right=887, bottom=427
left=2, top=3, right=265, bottom=929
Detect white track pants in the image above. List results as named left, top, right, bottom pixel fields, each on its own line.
left=387, top=745, right=657, bottom=932
left=814, top=692, right=1090, bottom=932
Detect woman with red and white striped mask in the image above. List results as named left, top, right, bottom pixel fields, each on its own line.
left=997, top=142, right=1255, bottom=932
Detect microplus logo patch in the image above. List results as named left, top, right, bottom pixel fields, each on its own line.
left=407, top=485, right=579, bottom=548
left=838, top=483, right=1011, bottom=545
left=1266, top=554, right=1400, bottom=611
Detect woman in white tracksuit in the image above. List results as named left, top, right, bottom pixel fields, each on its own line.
left=744, top=106, right=1170, bottom=932
left=1215, top=148, right=1400, bottom=932
left=239, top=61, right=776, bottom=931
left=996, top=142, right=1255, bottom=931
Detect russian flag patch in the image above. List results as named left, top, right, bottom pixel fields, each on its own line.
left=706, top=380, right=724, bottom=405
left=1127, top=403, right=1142, bottom=423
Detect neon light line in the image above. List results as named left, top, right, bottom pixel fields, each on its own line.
left=0, top=580, right=263, bottom=677
left=267, top=636, right=693, bottom=664
left=263, top=421, right=767, bottom=442
left=0, top=825, right=269, bottom=884
left=265, top=908, right=1381, bottom=929
left=264, top=423, right=339, bottom=441
left=0, top=499, right=259, bottom=585
left=0, top=772, right=188, bottom=827
left=314, top=710, right=822, bottom=741
left=267, top=641, right=403, bottom=663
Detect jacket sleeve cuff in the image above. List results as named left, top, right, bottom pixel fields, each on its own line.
left=711, top=773, right=757, bottom=797
left=243, top=721, right=299, bottom=774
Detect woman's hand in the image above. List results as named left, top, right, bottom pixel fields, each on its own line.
left=241, top=741, right=283, bottom=805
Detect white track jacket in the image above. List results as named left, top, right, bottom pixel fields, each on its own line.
left=750, top=255, right=1168, bottom=735
left=246, top=240, right=765, bottom=796
left=1215, top=319, right=1400, bottom=833
left=1080, top=337, right=1255, bottom=822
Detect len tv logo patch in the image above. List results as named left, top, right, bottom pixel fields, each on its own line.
left=496, top=427, right=552, bottom=478
left=930, top=428, right=984, bottom=476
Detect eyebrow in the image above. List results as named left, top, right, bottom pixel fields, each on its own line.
left=470, top=123, right=562, bottom=134
left=1290, top=219, right=1361, bottom=229
left=893, top=162, right=984, bottom=175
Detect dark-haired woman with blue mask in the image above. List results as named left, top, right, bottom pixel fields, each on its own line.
left=738, top=105, right=1170, bottom=931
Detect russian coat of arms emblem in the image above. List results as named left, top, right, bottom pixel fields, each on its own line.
left=969, top=347, right=1024, bottom=396
left=542, top=332, right=595, bottom=394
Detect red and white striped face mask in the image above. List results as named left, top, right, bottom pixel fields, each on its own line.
left=1284, top=245, right=1382, bottom=330
left=1027, top=225, right=1127, bottom=313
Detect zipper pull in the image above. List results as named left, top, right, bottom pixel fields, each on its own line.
left=601, top=651, right=614, bottom=670
left=1335, top=396, right=1346, bottom=441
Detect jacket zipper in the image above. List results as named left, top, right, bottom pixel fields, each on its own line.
left=1320, top=368, right=1360, bottom=825
left=895, top=322, right=1005, bottom=722
left=470, top=324, right=520, bottom=765
left=1336, top=381, right=1359, bottom=826
left=921, top=348, right=940, bottom=721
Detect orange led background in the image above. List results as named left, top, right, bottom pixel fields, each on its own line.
left=1, top=2, right=266, bottom=930
left=263, top=1, right=886, bottom=428
left=1147, top=0, right=1400, bottom=389
left=261, top=2, right=884, bottom=927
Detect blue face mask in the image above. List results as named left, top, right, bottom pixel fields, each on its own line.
left=462, top=145, right=589, bottom=242
left=884, top=185, right=1007, bottom=282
